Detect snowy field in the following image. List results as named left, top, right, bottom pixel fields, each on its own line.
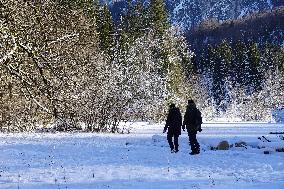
left=1, top=122, right=284, bottom=189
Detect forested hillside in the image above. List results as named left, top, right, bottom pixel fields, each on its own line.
left=106, top=1, right=284, bottom=122
left=185, top=7, right=284, bottom=120
left=107, top=0, right=284, bottom=30
left=168, top=0, right=284, bottom=29
left=187, top=6, right=284, bottom=52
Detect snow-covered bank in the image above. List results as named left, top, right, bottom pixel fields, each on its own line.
left=0, top=123, right=284, bottom=189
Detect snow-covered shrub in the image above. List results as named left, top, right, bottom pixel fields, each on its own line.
left=272, top=107, right=284, bottom=123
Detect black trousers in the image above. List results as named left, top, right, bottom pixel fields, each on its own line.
left=167, top=133, right=179, bottom=151
left=188, top=132, right=200, bottom=152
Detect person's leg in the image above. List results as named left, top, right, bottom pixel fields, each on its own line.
left=193, top=133, right=200, bottom=154
left=173, top=134, right=179, bottom=152
left=191, top=133, right=200, bottom=154
left=195, top=135, right=200, bottom=153
left=167, top=134, right=174, bottom=152
left=188, top=133, right=195, bottom=153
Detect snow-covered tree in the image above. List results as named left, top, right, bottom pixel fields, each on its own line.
left=0, top=0, right=196, bottom=132
left=148, top=0, right=170, bottom=36
left=0, top=0, right=99, bottom=131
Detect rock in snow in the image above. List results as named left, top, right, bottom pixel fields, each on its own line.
left=272, top=107, right=284, bottom=123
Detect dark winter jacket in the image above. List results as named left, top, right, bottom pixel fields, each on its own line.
left=182, top=104, right=202, bottom=133
left=164, top=107, right=182, bottom=135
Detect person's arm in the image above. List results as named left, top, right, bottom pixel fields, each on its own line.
left=182, top=111, right=187, bottom=131
left=163, top=113, right=170, bottom=133
left=178, top=112, right=184, bottom=132
left=163, top=124, right=168, bottom=133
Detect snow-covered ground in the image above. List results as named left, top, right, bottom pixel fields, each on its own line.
left=1, top=122, right=284, bottom=189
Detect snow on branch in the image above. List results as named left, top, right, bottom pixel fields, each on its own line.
left=47, top=33, right=79, bottom=46
left=0, top=27, right=18, bottom=64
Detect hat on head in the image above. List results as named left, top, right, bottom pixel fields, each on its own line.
left=188, top=99, right=194, bottom=104
left=169, top=103, right=175, bottom=108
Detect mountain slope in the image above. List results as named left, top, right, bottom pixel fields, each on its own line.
left=169, top=0, right=277, bottom=30
left=187, top=6, right=284, bottom=52
left=107, top=0, right=284, bottom=30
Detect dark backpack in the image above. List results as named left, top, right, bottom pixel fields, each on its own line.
left=195, top=109, right=203, bottom=132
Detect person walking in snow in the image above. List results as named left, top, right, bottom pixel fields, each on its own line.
left=163, top=104, right=182, bottom=153
left=182, top=99, right=202, bottom=155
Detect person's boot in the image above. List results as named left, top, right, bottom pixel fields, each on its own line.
left=190, top=149, right=199, bottom=155
left=196, top=148, right=200, bottom=154
left=170, top=147, right=175, bottom=153
left=194, top=151, right=200, bottom=154
left=190, top=146, right=195, bottom=154
left=190, top=151, right=200, bottom=155
left=194, top=145, right=200, bottom=154
left=174, top=146, right=179, bottom=153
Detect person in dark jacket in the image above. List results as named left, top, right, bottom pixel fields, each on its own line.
left=182, top=100, right=202, bottom=155
left=163, top=104, right=182, bottom=153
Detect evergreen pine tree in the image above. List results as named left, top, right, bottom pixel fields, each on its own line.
left=124, top=0, right=148, bottom=40
left=264, top=44, right=284, bottom=74
left=159, top=29, right=193, bottom=106
left=148, top=0, right=169, bottom=36
left=96, top=4, right=114, bottom=52
left=218, top=40, right=232, bottom=79
left=93, top=0, right=101, bottom=23
left=117, top=17, right=130, bottom=52
left=247, top=42, right=262, bottom=91
left=216, top=40, right=232, bottom=110
left=233, top=41, right=248, bottom=87
left=133, top=0, right=149, bottom=37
